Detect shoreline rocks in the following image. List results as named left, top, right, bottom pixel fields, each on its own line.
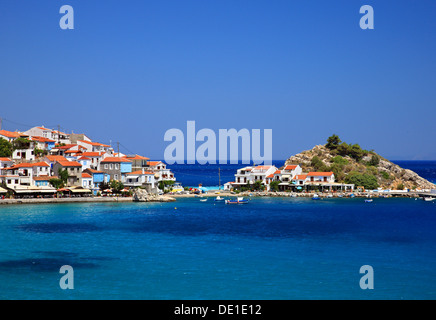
left=132, top=188, right=176, bottom=202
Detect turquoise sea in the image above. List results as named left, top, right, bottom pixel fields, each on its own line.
left=0, top=161, right=436, bottom=300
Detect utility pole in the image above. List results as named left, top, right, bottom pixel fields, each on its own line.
left=219, top=167, right=221, bottom=190
left=57, top=124, right=61, bottom=144
left=117, top=142, right=120, bottom=157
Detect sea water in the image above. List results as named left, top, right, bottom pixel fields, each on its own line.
left=0, top=196, right=436, bottom=300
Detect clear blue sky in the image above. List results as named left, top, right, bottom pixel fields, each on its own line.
left=1, top=0, right=435, bottom=160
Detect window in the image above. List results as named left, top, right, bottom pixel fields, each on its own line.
left=115, top=164, right=119, bottom=170
left=104, top=164, right=108, bottom=169
left=7, top=179, right=11, bottom=184
left=114, top=174, right=118, bottom=180
left=110, top=164, right=113, bottom=170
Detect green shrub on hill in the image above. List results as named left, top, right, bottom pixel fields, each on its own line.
left=345, top=171, right=379, bottom=190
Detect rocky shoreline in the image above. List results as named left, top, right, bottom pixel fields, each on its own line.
left=132, top=188, right=176, bottom=202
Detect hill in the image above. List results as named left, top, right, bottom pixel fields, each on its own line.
left=284, top=135, right=435, bottom=191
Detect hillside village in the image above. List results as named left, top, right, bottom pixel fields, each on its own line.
left=0, top=127, right=179, bottom=198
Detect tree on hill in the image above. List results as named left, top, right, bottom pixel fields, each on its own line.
left=345, top=172, right=379, bottom=190
left=12, top=137, right=31, bottom=150
left=326, top=134, right=341, bottom=150
left=0, top=138, right=13, bottom=157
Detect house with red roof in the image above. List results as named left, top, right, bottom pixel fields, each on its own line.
left=53, top=160, right=83, bottom=186
left=124, top=154, right=150, bottom=172
left=0, top=129, right=26, bottom=142
left=306, top=172, right=335, bottom=184
left=77, top=156, right=92, bottom=170
left=31, top=136, right=56, bottom=151
left=77, top=140, right=112, bottom=153
left=0, top=157, right=13, bottom=169
left=146, top=161, right=176, bottom=182
left=100, top=157, right=132, bottom=181
left=122, top=169, right=156, bottom=190
left=81, top=172, right=93, bottom=189
left=24, top=126, right=55, bottom=141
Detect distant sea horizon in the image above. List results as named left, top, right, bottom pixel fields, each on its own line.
left=164, top=160, right=436, bottom=187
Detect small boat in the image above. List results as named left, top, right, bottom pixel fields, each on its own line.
left=312, top=194, right=321, bottom=200
left=423, top=197, right=435, bottom=202
left=364, top=199, right=373, bottom=203
left=225, top=197, right=249, bottom=204
left=349, top=194, right=355, bottom=198
left=200, top=198, right=208, bottom=202
left=214, top=196, right=225, bottom=201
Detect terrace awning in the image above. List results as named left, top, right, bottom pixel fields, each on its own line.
left=14, top=188, right=56, bottom=193
left=70, top=188, right=91, bottom=193
left=0, top=187, right=7, bottom=193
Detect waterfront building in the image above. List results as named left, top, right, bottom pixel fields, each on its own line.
left=100, top=157, right=132, bottom=181
left=52, top=160, right=83, bottom=187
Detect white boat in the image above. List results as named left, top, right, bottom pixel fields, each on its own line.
left=364, top=199, right=373, bottom=203
left=225, top=197, right=249, bottom=204
left=312, top=194, right=321, bottom=200
left=423, top=197, right=435, bottom=202
left=214, top=196, right=225, bottom=201
left=200, top=198, right=208, bottom=202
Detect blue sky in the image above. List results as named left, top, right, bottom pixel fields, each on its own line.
left=1, top=0, right=435, bottom=160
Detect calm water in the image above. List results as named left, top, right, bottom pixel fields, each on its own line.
left=0, top=161, right=436, bottom=300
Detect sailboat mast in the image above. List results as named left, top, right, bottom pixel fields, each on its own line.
left=218, top=167, right=221, bottom=190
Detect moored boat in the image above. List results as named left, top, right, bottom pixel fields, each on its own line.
left=225, top=197, right=249, bottom=204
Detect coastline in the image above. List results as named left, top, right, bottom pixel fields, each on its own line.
left=1, top=190, right=431, bottom=206
left=0, top=196, right=133, bottom=206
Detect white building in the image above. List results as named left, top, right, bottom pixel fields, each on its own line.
left=122, top=169, right=156, bottom=189
left=146, top=161, right=176, bottom=182
left=82, top=172, right=93, bottom=189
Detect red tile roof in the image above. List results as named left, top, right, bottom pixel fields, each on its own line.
left=31, top=136, right=55, bottom=143
left=0, top=157, right=12, bottom=162
left=294, top=175, right=307, bottom=180
left=266, top=174, right=274, bottom=178
left=101, top=157, right=131, bottom=163
left=0, top=130, right=21, bottom=138
left=147, top=161, right=163, bottom=166
left=82, top=152, right=101, bottom=157
left=284, top=165, right=298, bottom=170
left=46, top=155, right=68, bottom=162
left=82, top=173, right=92, bottom=178
left=57, top=160, right=82, bottom=167
left=254, top=165, right=272, bottom=170
left=32, top=161, right=50, bottom=167
left=84, top=168, right=104, bottom=174
left=307, top=172, right=334, bottom=177
left=127, top=170, right=154, bottom=175
left=79, top=140, right=110, bottom=147
left=33, top=175, right=53, bottom=181
left=126, top=155, right=150, bottom=160
left=78, top=156, right=91, bottom=160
